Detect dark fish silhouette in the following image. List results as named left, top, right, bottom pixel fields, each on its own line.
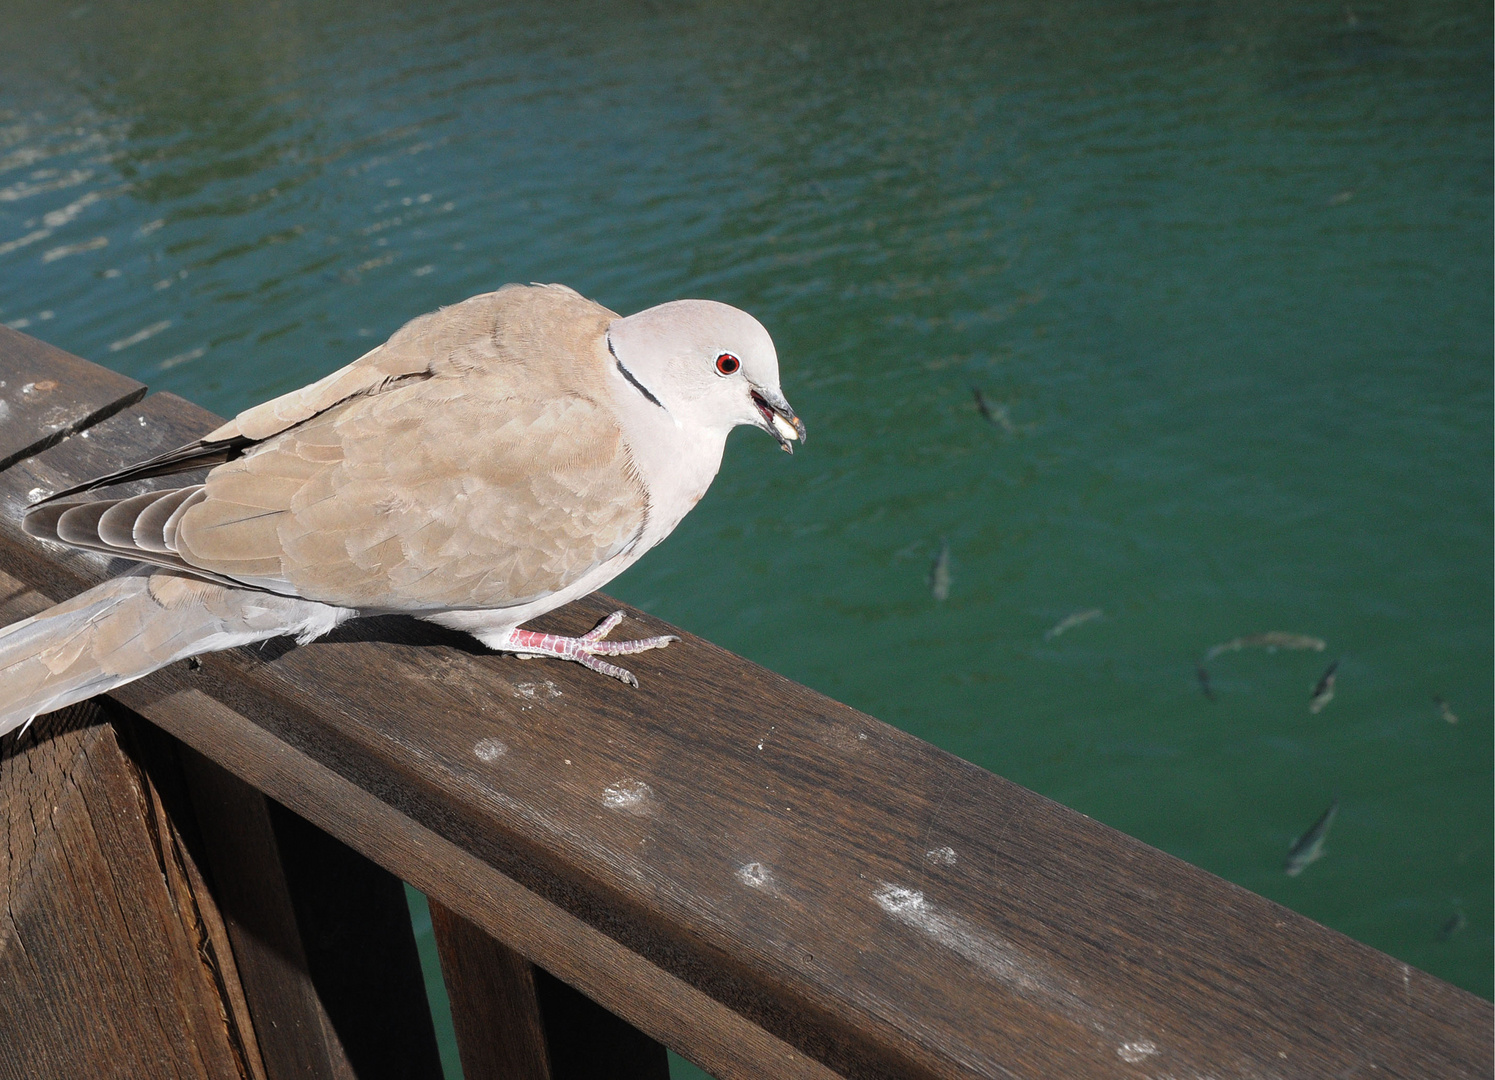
left=971, top=387, right=1017, bottom=433
left=1440, top=911, right=1467, bottom=940
left=1309, top=658, right=1340, bottom=714
left=972, top=386, right=996, bottom=422
left=1196, top=664, right=1216, bottom=702
left=1285, top=799, right=1338, bottom=877
left=927, top=537, right=951, bottom=601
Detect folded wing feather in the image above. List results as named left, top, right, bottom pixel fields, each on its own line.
left=22, top=283, right=648, bottom=614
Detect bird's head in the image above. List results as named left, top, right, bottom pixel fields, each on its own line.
left=605, top=300, right=806, bottom=452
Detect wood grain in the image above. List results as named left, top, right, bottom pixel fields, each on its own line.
left=177, top=747, right=443, bottom=1080
left=2, top=330, right=1490, bottom=1080
left=0, top=703, right=256, bottom=1080
left=177, top=746, right=359, bottom=1080
left=430, top=898, right=554, bottom=1080
left=430, top=898, right=669, bottom=1080
left=124, top=717, right=271, bottom=1080
left=0, top=324, right=144, bottom=472
left=124, top=685, right=845, bottom=1080
left=0, top=575, right=445, bottom=1080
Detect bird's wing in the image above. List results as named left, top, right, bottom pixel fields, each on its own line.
left=206, top=282, right=601, bottom=443
left=23, top=486, right=250, bottom=588
left=33, top=283, right=603, bottom=502
left=33, top=283, right=647, bottom=612
left=174, top=376, right=648, bottom=610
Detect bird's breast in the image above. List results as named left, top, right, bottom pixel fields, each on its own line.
left=617, top=410, right=728, bottom=549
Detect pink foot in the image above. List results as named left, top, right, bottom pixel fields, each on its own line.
left=498, top=611, right=680, bottom=687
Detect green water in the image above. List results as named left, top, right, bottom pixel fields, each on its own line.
left=2, top=0, right=1489, bottom=1071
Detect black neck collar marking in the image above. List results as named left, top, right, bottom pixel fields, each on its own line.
left=607, top=333, right=666, bottom=410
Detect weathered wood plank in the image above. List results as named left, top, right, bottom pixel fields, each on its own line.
left=126, top=717, right=272, bottom=1080
left=0, top=324, right=145, bottom=472
left=430, top=899, right=669, bottom=1080
left=0, top=570, right=445, bottom=1080
left=0, top=702, right=259, bottom=1080
left=0, top=547, right=842, bottom=1079
left=177, top=748, right=443, bottom=1080
left=261, top=793, right=444, bottom=1080
left=124, top=686, right=843, bottom=1080
left=1, top=334, right=1490, bottom=1080
left=189, top=602, right=1491, bottom=1080
left=430, top=899, right=553, bottom=1080
left=176, top=746, right=365, bottom=1079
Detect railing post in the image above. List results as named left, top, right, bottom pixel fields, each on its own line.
left=177, top=746, right=443, bottom=1080
left=430, top=899, right=669, bottom=1080
left=0, top=701, right=266, bottom=1080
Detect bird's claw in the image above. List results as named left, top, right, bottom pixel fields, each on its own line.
left=580, top=610, right=628, bottom=642
left=582, top=611, right=681, bottom=656
left=501, top=612, right=679, bottom=686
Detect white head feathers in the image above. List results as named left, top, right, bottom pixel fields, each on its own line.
left=606, top=299, right=804, bottom=452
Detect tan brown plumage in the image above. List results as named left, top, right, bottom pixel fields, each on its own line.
left=2, top=283, right=803, bottom=729
left=31, top=284, right=648, bottom=610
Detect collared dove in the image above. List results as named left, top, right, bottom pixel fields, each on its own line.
left=0, top=283, right=804, bottom=733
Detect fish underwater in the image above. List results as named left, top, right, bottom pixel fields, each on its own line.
left=1434, top=694, right=1459, bottom=725
left=928, top=537, right=951, bottom=601
left=1440, top=911, right=1468, bottom=940
left=971, top=387, right=1017, bottom=433
left=1309, top=658, right=1340, bottom=714
left=971, top=387, right=1037, bottom=434
left=1045, top=608, right=1102, bottom=640
left=1206, top=632, right=1326, bottom=662
left=1195, top=664, right=1216, bottom=702
left=1285, top=798, right=1338, bottom=877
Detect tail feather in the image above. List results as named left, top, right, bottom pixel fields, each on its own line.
left=0, top=570, right=350, bottom=736
left=23, top=486, right=244, bottom=586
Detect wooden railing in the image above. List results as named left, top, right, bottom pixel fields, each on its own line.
left=0, top=325, right=1489, bottom=1080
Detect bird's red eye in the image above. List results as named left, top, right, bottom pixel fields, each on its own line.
left=715, top=353, right=740, bottom=376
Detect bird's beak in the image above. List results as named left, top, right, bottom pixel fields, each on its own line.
left=749, top=387, right=807, bottom=453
